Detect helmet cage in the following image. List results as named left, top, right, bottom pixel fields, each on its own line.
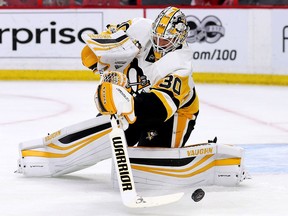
left=151, top=7, right=189, bottom=59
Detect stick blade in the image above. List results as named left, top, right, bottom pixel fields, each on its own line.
left=124, top=192, right=184, bottom=208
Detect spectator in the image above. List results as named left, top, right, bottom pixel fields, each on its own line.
left=191, top=0, right=235, bottom=5
left=0, top=0, right=8, bottom=6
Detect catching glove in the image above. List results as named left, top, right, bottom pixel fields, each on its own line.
left=81, top=30, right=140, bottom=73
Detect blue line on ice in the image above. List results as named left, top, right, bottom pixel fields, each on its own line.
left=238, top=144, right=288, bottom=174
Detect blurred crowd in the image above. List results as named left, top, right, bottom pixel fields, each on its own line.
left=0, top=0, right=288, bottom=7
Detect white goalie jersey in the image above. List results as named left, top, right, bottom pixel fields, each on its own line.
left=82, top=18, right=198, bottom=148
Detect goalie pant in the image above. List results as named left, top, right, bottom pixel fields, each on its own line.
left=16, top=115, right=249, bottom=188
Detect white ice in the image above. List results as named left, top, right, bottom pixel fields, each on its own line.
left=1, top=81, right=288, bottom=216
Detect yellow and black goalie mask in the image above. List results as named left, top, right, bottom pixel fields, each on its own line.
left=151, top=6, right=189, bottom=60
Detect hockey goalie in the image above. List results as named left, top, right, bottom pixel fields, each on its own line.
left=16, top=6, right=249, bottom=191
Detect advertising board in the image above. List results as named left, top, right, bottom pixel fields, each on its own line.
left=272, top=9, right=288, bottom=75
left=0, top=8, right=287, bottom=83
left=0, top=9, right=143, bottom=70
left=146, top=9, right=249, bottom=73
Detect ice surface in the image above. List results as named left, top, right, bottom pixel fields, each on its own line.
left=1, top=81, right=288, bottom=216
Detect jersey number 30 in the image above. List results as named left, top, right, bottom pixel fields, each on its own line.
left=159, top=75, right=182, bottom=95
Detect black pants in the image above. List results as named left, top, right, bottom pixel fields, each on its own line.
left=125, top=113, right=198, bottom=148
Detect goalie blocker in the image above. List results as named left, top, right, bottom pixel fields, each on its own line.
left=16, top=116, right=249, bottom=188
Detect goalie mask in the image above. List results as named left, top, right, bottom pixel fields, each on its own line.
left=151, top=6, right=189, bottom=60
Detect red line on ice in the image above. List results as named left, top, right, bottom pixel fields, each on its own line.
left=201, top=100, right=288, bottom=133
left=0, top=94, right=72, bottom=126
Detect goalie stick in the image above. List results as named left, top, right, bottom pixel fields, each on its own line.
left=109, top=115, right=184, bottom=208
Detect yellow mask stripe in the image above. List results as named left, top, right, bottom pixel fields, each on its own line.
left=156, top=7, right=179, bottom=35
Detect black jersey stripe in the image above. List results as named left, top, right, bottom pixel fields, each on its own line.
left=181, top=87, right=196, bottom=109
left=150, top=88, right=180, bottom=108
left=181, top=111, right=199, bottom=147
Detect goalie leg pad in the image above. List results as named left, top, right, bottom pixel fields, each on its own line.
left=16, top=115, right=112, bottom=177
left=111, top=143, right=249, bottom=190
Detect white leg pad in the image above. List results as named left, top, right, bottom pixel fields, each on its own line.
left=111, top=143, right=249, bottom=190
left=16, top=115, right=112, bottom=177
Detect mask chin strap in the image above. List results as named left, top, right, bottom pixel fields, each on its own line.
left=152, top=37, right=179, bottom=61
left=154, top=51, right=162, bottom=61
left=153, top=43, right=176, bottom=61
left=152, top=45, right=168, bottom=61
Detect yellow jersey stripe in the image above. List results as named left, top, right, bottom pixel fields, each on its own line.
left=174, top=115, right=188, bottom=148
left=151, top=89, right=177, bottom=121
